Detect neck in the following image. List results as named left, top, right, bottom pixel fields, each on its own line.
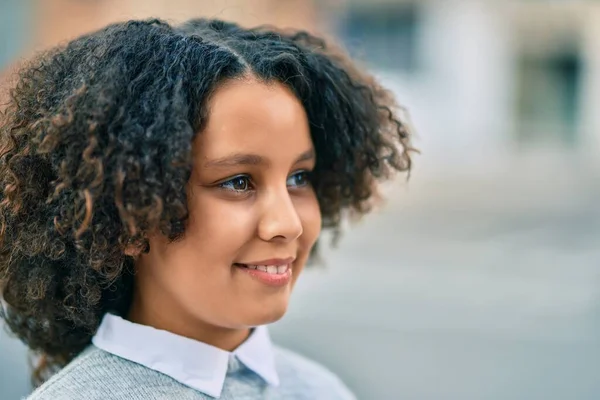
left=127, top=289, right=250, bottom=352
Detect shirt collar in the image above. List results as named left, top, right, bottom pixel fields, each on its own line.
left=92, top=313, right=279, bottom=398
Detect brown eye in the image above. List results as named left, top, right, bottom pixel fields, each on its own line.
left=219, top=175, right=252, bottom=192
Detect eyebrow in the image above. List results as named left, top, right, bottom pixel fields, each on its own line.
left=203, top=149, right=315, bottom=169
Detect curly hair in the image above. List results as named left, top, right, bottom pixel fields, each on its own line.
left=0, top=18, right=414, bottom=385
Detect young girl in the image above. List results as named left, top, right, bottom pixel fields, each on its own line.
left=0, top=18, right=413, bottom=399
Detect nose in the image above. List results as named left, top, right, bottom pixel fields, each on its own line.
left=257, top=188, right=303, bottom=243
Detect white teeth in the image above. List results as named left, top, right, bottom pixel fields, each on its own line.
left=267, top=266, right=277, bottom=274
left=245, top=264, right=289, bottom=275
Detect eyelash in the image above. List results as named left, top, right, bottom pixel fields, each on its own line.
left=218, top=171, right=312, bottom=194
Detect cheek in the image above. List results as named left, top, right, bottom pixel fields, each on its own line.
left=186, top=192, right=255, bottom=255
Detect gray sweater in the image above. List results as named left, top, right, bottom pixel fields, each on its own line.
left=26, top=345, right=356, bottom=400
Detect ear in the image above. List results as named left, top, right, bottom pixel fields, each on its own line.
left=124, top=240, right=150, bottom=257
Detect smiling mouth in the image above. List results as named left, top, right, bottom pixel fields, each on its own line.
left=233, top=262, right=293, bottom=287
left=234, top=263, right=290, bottom=275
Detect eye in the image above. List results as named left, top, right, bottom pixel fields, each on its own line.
left=287, top=171, right=311, bottom=188
left=219, top=175, right=253, bottom=192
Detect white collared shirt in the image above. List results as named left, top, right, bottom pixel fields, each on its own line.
left=92, top=313, right=279, bottom=398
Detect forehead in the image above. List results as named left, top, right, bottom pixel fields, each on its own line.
left=194, top=79, right=312, bottom=158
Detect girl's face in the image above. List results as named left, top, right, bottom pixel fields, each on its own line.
left=130, top=78, right=321, bottom=342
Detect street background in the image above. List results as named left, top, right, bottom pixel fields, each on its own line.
left=2, top=1, right=600, bottom=399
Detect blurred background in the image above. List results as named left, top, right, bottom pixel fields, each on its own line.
left=2, top=0, right=600, bottom=399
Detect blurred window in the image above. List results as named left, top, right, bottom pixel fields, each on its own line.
left=337, top=3, right=420, bottom=73
left=515, top=52, right=581, bottom=147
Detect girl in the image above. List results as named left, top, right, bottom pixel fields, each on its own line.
left=0, top=18, right=413, bottom=399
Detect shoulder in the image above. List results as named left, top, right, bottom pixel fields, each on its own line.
left=273, top=345, right=356, bottom=400
left=26, top=346, right=194, bottom=400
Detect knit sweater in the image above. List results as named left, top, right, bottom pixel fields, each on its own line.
left=26, top=345, right=356, bottom=400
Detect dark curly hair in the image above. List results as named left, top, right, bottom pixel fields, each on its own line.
left=0, top=18, right=414, bottom=385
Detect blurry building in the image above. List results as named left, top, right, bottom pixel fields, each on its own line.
left=325, top=0, right=600, bottom=173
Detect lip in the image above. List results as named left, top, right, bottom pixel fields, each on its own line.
left=238, top=257, right=295, bottom=267
left=237, top=265, right=293, bottom=287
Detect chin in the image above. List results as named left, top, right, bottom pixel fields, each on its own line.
left=245, top=299, right=289, bottom=327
